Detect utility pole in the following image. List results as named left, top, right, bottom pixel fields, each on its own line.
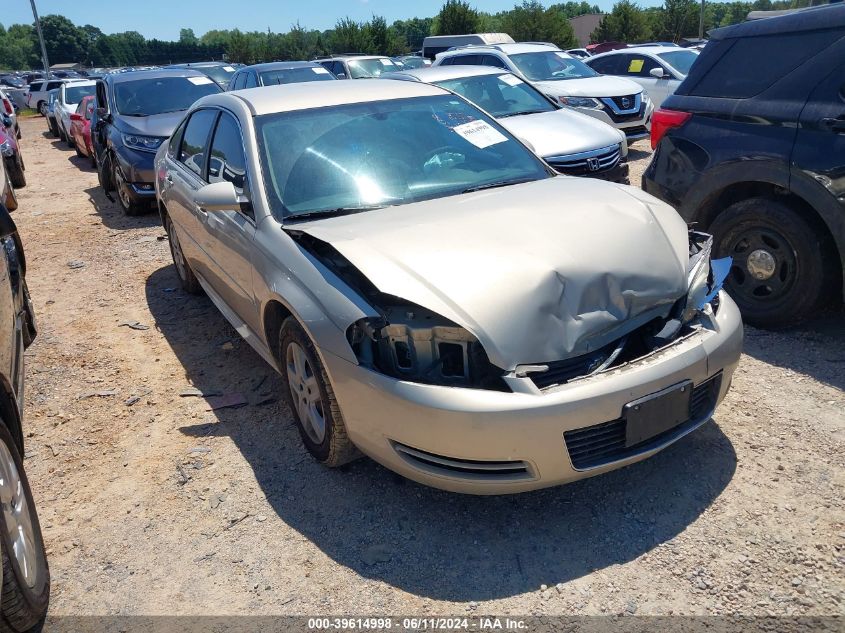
left=29, top=0, right=51, bottom=78
left=698, top=0, right=705, bottom=39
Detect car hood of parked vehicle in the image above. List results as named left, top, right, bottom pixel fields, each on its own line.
left=533, top=75, right=643, bottom=98
left=499, top=108, right=625, bottom=159
left=291, top=177, right=690, bottom=370
left=115, top=111, right=187, bottom=139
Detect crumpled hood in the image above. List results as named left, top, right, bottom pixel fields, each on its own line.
left=533, top=75, right=643, bottom=98
left=115, top=111, right=186, bottom=138
left=499, top=109, right=625, bottom=159
left=295, top=177, right=690, bottom=370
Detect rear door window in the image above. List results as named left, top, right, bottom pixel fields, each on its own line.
left=231, top=73, right=246, bottom=90
left=178, top=109, right=218, bottom=179
left=587, top=55, right=622, bottom=75
left=482, top=55, right=508, bottom=69
left=29, top=82, right=43, bottom=92
left=620, top=55, right=662, bottom=77
left=244, top=72, right=258, bottom=88
left=688, top=30, right=843, bottom=98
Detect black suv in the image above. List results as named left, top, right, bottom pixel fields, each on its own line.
left=643, top=5, right=845, bottom=327
left=93, top=69, right=221, bottom=215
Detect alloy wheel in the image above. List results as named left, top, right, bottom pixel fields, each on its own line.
left=0, top=440, right=41, bottom=589
left=285, top=341, right=326, bottom=444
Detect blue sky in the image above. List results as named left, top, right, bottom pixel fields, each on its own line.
left=6, top=0, right=662, bottom=40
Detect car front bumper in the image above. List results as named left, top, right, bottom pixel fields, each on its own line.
left=574, top=101, right=654, bottom=140
left=113, top=147, right=157, bottom=201
left=320, top=292, right=743, bottom=494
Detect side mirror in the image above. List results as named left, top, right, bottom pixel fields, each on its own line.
left=336, top=72, right=347, bottom=79
left=193, top=181, right=241, bottom=212
left=96, top=107, right=110, bottom=122
left=649, top=67, right=669, bottom=79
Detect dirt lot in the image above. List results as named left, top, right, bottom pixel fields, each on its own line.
left=10, top=117, right=845, bottom=617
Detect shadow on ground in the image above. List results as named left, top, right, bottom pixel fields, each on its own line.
left=83, top=185, right=160, bottom=231
left=741, top=308, right=845, bottom=391
left=146, top=264, right=737, bottom=601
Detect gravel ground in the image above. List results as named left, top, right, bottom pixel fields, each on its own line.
left=9, top=119, right=845, bottom=617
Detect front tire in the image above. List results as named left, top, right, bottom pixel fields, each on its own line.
left=710, top=197, right=833, bottom=328
left=112, top=161, right=145, bottom=216
left=278, top=318, right=359, bottom=467
left=0, top=421, right=50, bottom=632
left=165, top=216, right=201, bottom=295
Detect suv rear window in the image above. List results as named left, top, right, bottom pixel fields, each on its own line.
left=687, top=29, right=842, bottom=98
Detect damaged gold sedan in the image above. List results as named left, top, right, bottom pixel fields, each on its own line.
left=154, top=80, right=742, bottom=494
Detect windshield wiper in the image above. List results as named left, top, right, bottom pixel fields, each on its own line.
left=498, top=110, right=546, bottom=118
left=285, top=205, right=386, bottom=222
left=462, top=177, right=537, bottom=194
left=122, top=113, right=149, bottom=117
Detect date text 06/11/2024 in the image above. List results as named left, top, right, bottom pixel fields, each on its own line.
left=306, top=617, right=528, bottom=630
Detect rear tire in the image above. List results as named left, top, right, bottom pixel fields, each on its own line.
left=0, top=421, right=50, bottom=632
left=278, top=318, right=359, bottom=468
left=165, top=216, right=202, bottom=295
left=709, top=197, right=833, bottom=328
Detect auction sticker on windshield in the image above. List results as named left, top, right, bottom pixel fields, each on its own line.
left=500, top=74, right=522, bottom=86
left=187, top=76, right=213, bottom=85
left=312, top=67, right=330, bottom=74
left=451, top=120, right=508, bottom=149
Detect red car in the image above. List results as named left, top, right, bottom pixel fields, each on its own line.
left=0, top=118, right=24, bottom=188
left=69, top=95, right=96, bottom=168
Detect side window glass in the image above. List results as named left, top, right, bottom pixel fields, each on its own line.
left=482, top=55, right=507, bottom=69
left=168, top=119, right=187, bottom=158
left=178, top=109, right=218, bottom=179
left=30, top=82, right=43, bottom=92
left=231, top=73, right=244, bottom=90
left=624, top=56, right=660, bottom=77
left=453, top=55, right=481, bottom=66
left=207, top=113, right=247, bottom=192
left=588, top=56, right=618, bottom=75
left=332, top=62, right=346, bottom=77
left=244, top=72, right=257, bottom=88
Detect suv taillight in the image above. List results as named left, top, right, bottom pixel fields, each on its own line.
left=651, top=108, right=692, bottom=150
left=2, top=99, right=11, bottom=115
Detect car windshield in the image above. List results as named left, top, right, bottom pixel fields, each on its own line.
left=114, top=76, right=221, bottom=116
left=509, top=51, right=599, bottom=81
left=657, top=50, right=698, bottom=76
left=194, top=65, right=236, bottom=85
left=347, top=58, right=399, bottom=78
left=434, top=74, right=555, bottom=118
left=65, top=84, right=95, bottom=104
left=259, top=67, right=335, bottom=85
left=256, top=94, right=550, bottom=219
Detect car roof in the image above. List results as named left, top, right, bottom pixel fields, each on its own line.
left=202, top=79, right=447, bottom=116
left=385, top=65, right=506, bottom=83
left=170, top=61, right=231, bottom=68
left=240, top=61, right=324, bottom=72
left=318, top=55, right=391, bottom=61
left=710, top=2, right=844, bottom=39
left=64, top=80, right=97, bottom=88
left=593, top=46, right=684, bottom=57
left=107, top=68, right=209, bottom=83
left=440, top=42, right=562, bottom=56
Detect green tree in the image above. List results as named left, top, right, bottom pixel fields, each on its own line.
left=179, top=28, right=198, bottom=46
left=329, top=17, right=373, bottom=54
left=434, top=0, right=481, bottom=35
left=391, top=17, right=433, bottom=51
left=38, top=14, right=87, bottom=63
left=658, top=0, right=699, bottom=41
left=501, top=1, right=578, bottom=48
left=591, top=0, right=652, bottom=42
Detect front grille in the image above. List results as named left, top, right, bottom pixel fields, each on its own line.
left=393, top=442, right=533, bottom=481
left=563, top=373, right=722, bottom=470
left=547, top=144, right=622, bottom=177
left=606, top=94, right=639, bottom=112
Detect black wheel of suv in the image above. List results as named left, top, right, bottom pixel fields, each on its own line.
left=278, top=317, right=359, bottom=467
left=164, top=216, right=202, bottom=295
left=0, top=421, right=50, bottom=632
left=710, top=197, right=833, bottom=328
left=112, top=161, right=146, bottom=216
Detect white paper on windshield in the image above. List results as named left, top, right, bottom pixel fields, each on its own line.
left=223, top=66, right=235, bottom=72
left=555, top=52, right=571, bottom=59
left=499, top=74, right=522, bottom=86
left=452, top=120, right=508, bottom=149
left=312, top=67, right=330, bottom=74
left=187, top=76, right=213, bottom=85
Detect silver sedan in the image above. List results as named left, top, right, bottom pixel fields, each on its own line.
left=154, top=80, right=742, bottom=494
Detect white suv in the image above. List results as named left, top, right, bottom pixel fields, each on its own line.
left=434, top=43, right=653, bottom=140
left=26, top=78, right=86, bottom=115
